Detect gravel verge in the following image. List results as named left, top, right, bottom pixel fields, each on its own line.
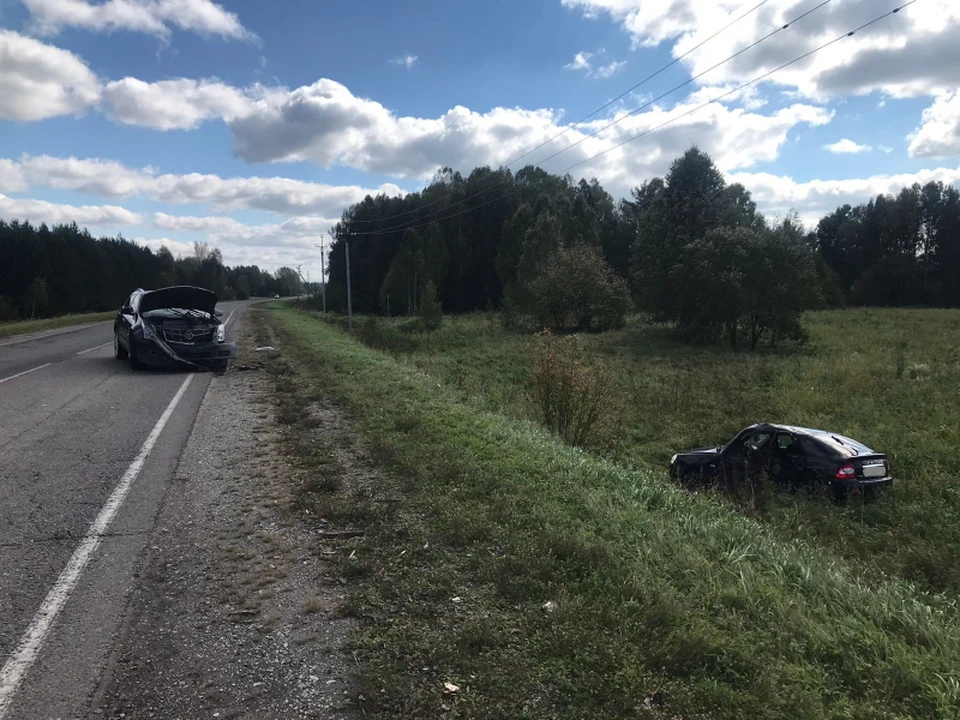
left=92, top=314, right=356, bottom=720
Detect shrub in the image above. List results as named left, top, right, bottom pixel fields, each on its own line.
left=527, top=243, right=631, bottom=332
left=528, top=330, right=622, bottom=451
left=418, top=280, right=443, bottom=332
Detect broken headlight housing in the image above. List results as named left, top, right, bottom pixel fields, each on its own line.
left=214, top=323, right=225, bottom=343
left=141, top=321, right=157, bottom=341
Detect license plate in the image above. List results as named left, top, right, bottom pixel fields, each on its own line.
left=863, top=463, right=886, bottom=478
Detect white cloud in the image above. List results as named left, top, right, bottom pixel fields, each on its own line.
left=0, top=29, right=101, bottom=121
left=730, top=166, right=960, bottom=227
left=879, top=145, right=894, bottom=154
left=22, top=0, right=256, bottom=41
left=5, top=154, right=405, bottom=216
left=0, top=160, right=28, bottom=192
left=594, top=60, right=627, bottom=79
left=102, top=77, right=261, bottom=130
left=908, top=91, right=960, bottom=158
left=564, top=51, right=594, bottom=72
left=824, top=139, right=872, bottom=155
left=561, top=1, right=960, bottom=101
left=153, top=212, right=336, bottom=245
left=389, top=54, right=418, bottom=69
left=563, top=49, right=626, bottom=78
left=136, top=214, right=339, bottom=271
left=0, top=193, right=140, bottom=225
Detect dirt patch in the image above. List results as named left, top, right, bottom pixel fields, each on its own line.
left=92, top=314, right=361, bottom=720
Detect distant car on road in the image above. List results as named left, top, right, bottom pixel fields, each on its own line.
left=114, top=286, right=237, bottom=371
left=274, top=293, right=280, bottom=299
left=669, top=423, right=892, bottom=497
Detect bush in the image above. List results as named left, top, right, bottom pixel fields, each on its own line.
left=528, top=330, right=622, bottom=451
left=527, top=243, right=631, bottom=332
left=418, top=280, right=443, bottom=332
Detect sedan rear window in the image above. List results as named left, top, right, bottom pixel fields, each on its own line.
left=814, top=432, right=874, bottom=456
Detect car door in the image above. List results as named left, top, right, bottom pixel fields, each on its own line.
left=770, top=431, right=806, bottom=484
left=721, top=429, right=774, bottom=485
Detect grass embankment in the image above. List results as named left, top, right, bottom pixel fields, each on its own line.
left=262, top=306, right=960, bottom=720
left=0, top=311, right=114, bottom=339
left=342, top=310, right=960, bottom=597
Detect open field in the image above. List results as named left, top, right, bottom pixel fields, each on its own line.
left=262, top=304, right=960, bottom=720
left=334, top=308, right=960, bottom=597
left=0, top=311, right=114, bottom=339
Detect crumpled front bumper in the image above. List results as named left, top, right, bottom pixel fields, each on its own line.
left=135, top=335, right=237, bottom=369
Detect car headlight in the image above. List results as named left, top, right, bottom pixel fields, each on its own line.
left=670, top=454, right=678, bottom=465
left=214, top=324, right=225, bottom=343
left=141, top=321, right=156, bottom=340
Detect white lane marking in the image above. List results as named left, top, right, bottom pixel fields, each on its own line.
left=224, top=308, right=236, bottom=329
left=0, top=364, right=52, bottom=385
left=0, top=322, right=107, bottom=348
left=0, top=374, right=195, bottom=719
left=77, top=342, right=112, bottom=356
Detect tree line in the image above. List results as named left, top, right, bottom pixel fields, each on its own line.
left=323, top=147, right=960, bottom=347
left=0, top=220, right=304, bottom=321
left=4, top=147, right=959, bottom=344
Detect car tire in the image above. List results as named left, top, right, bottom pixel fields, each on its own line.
left=680, top=465, right=706, bottom=491
left=129, top=336, right=145, bottom=371
left=114, top=331, right=128, bottom=360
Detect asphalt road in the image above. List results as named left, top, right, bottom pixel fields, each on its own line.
left=0, top=300, right=249, bottom=719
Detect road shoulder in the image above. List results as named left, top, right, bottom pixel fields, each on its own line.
left=92, top=317, right=356, bottom=720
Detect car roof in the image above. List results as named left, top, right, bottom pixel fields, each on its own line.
left=744, top=423, right=877, bottom=456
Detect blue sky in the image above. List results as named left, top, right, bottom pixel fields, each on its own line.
left=1, top=0, right=959, bottom=274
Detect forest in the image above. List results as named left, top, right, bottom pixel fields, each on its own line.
left=0, top=221, right=303, bottom=320
left=3, top=147, right=960, bottom=341
left=322, top=147, right=960, bottom=346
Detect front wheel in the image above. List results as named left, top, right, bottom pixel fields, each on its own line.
left=129, top=336, right=145, bottom=371
left=680, top=465, right=707, bottom=491
left=114, top=331, right=128, bottom=360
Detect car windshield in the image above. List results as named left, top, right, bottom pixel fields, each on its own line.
left=142, top=308, right=211, bottom=319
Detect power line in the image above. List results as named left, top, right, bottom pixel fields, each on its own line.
left=352, top=0, right=836, bottom=235
left=532, top=0, right=833, bottom=168
left=347, top=0, right=774, bottom=224
left=343, top=1, right=915, bottom=239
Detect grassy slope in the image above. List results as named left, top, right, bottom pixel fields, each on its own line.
left=364, top=310, right=960, bottom=596
left=267, top=306, right=959, bottom=720
left=0, top=311, right=114, bottom=339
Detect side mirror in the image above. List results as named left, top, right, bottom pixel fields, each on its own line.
left=121, top=305, right=134, bottom=315
left=215, top=309, right=224, bottom=317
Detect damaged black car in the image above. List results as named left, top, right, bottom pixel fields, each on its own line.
left=669, top=423, right=892, bottom=497
left=113, top=286, right=237, bottom=371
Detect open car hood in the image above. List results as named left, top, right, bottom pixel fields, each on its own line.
left=139, top=286, right=218, bottom=315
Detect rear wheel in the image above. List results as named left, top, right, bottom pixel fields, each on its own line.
left=114, top=331, right=128, bottom=360
left=129, top=336, right=145, bottom=371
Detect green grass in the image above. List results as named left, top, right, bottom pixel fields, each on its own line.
left=261, top=306, right=960, bottom=720
left=341, top=309, right=960, bottom=597
left=0, top=311, right=114, bottom=339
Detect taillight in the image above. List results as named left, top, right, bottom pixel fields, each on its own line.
left=836, top=464, right=857, bottom=480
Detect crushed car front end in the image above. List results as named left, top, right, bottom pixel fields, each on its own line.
left=131, top=287, right=237, bottom=370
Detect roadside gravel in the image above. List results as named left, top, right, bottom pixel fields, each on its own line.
left=92, top=315, right=356, bottom=720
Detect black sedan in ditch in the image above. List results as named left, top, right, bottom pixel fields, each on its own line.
left=669, top=423, right=892, bottom=495
left=114, top=286, right=237, bottom=371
